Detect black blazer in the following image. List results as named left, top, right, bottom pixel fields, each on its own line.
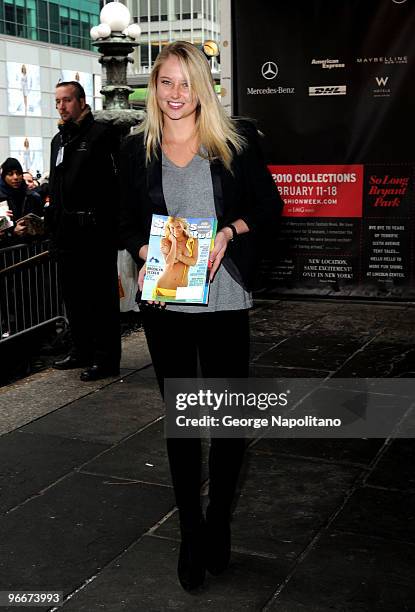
left=48, top=111, right=119, bottom=252
left=119, top=119, right=283, bottom=291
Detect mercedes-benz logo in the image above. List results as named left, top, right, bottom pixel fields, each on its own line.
left=392, top=0, right=407, bottom=4
left=261, top=61, right=279, bottom=80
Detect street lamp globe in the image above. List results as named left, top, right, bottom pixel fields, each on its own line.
left=100, top=1, right=131, bottom=33
left=96, top=23, right=112, bottom=38
left=125, top=23, right=141, bottom=40
left=90, top=25, right=100, bottom=40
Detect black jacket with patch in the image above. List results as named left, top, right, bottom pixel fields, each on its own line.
left=48, top=108, right=119, bottom=252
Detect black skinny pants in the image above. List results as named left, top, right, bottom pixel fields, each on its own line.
left=140, top=306, right=249, bottom=529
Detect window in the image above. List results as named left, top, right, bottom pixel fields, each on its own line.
left=140, top=44, right=149, bottom=67
left=71, top=20, right=80, bottom=38
left=15, top=3, right=26, bottom=38
left=151, top=43, right=160, bottom=62
left=38, top=0, right=48, bottom=29
left=160, top=0, right=167, bottom=20
left=4, top=2, right=16, bottom=36
left=49, top=3, right=59, bottom=31
left=80, top=12, right=89, bottom=40
left=60, top=6, right=70, bottom=46
left=38, top=28, right=48, bottom=42
left=140, top=0, right=148, bottom=20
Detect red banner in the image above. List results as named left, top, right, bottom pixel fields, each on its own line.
left=268, top=165, right=364, bottom=218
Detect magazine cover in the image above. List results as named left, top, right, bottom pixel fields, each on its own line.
left=142, top=214, right=217, bottom=304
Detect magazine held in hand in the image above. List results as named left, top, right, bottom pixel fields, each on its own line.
left=142, top=214, right=217, bottom=304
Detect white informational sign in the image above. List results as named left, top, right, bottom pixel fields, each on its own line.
left=7, top=62, right=42, bottom=116
left=94, top=74, right=102, bottom=98
left=94, top=74, right=103, bottom=109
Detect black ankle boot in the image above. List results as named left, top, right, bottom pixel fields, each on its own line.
left=177, top=521, right=206, bottom=591
left=205, top=510, right=231, bottom=576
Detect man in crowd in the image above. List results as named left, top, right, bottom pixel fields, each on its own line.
left=48, top=81, right=121, bottom=381
left=0, top=157, right=43, bottom=243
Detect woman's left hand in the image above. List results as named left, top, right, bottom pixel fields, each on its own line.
left=138, top=262, right=146, bottom=292
left=138, top=263, right=165, bottom=307
left=209, top=229, right=231, bottom=282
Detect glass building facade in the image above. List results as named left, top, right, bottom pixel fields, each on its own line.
left=0, top=0, right=100, bottom=51
left=127, top=0, right=219, bottom=73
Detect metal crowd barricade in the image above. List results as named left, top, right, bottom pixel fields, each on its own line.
left=0, top=240, right=67, bottom=342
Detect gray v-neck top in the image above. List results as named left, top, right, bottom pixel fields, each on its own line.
left=161, top=151, right=252, bottom=313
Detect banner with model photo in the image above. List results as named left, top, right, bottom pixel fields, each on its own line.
left=7, top=62, right=41, bottom=116
left=232, top=0, right=415, bottom=298
left=59, top=70, right=94, bottom=108
left=9, top=137, right=44, bottom=176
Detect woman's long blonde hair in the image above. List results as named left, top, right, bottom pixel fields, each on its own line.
left=139, top=41, right=245, bottom=171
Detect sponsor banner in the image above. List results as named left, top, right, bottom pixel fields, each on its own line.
left=233, top=0, right=415, bottom=298
left=269, top=165, right=363, bottom=218
left=264, top=164, right=413, bottom=290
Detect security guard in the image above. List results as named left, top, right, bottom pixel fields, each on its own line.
left=48, top=81, right=121, bottom=381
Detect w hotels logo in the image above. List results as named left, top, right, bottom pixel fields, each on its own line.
left=373, top=76, right=391, bottom=98
left=375, top=76, right=389, bottom=87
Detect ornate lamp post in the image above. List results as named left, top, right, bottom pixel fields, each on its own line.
left=90, top=1, right=143, bottom=132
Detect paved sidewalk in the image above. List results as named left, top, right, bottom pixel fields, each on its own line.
left=0, top=299, right=414, bottom=611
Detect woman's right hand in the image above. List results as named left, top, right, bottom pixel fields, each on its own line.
left=209, top=229, right=232, bottom=281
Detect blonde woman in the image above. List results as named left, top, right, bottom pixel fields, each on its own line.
left=119, top=41, right=283, bottom=591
